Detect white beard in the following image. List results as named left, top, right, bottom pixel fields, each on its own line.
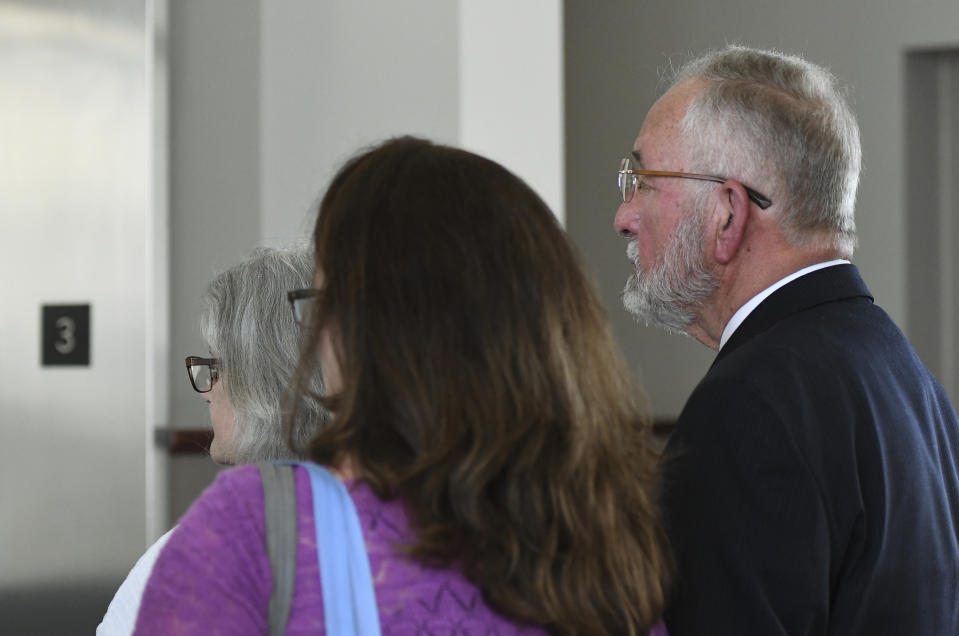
left=622, top=206, right=719, bottom=334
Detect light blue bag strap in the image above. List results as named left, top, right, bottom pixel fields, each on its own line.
left=297, top=461, right=382, bottom=636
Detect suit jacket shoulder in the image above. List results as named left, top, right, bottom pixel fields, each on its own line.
left=662, top=264, right=959, bottom=636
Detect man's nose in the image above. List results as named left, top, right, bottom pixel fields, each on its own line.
left=614, top=202, right=638, bottom=238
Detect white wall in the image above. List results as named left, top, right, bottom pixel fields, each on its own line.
left=165, top=0, right=263, bottom=526
left=145, top=0, right=170, bottom=547
left=259, top=0, right=564, bottom=242
left=459, top=0, right=564, bottom=222
left=259, top=0, right=460, bottom=244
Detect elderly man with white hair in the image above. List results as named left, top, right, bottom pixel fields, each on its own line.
left=615, top=45, right=959, bottom=635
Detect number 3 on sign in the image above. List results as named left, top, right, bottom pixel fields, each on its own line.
left=55, top=316, right=77, bottom=355
left=41, top=304, right=89, bottom=366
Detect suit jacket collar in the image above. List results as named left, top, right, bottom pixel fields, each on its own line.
left=713, top=263, right=874, bottom=367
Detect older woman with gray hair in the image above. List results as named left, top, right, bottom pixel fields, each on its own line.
left=194, top=244, right=327, bottom=465
left=97, top=244, right=327, bottom=635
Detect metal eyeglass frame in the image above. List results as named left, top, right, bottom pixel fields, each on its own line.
left=618, top=156, right=773, bottom=209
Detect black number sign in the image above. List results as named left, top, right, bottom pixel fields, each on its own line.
left=42, top=304, right=91, bottom=366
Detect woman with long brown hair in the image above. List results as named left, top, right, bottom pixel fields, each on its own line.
left=135, top=137, right=670, bottom=635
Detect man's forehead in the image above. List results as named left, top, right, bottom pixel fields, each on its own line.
left=633, top=125, right=673, bottom=168
left=645, top=81, right=699, bottom=132
left=634, top=84, right=698, bottom=167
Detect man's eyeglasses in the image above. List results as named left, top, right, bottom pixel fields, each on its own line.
left=617, top=156, right=772, bottom=209
left=287, top=288, right=321, bottom=326
left=185, top=356, right=219, bottom=393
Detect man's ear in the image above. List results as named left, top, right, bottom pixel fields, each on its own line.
left=713, top=181, right=752, bottom=265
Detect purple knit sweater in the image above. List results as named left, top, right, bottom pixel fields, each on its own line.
left=134, top=464, right=667, bottom=635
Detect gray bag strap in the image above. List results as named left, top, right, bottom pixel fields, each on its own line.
left=259, top=462, right=297, bottom=636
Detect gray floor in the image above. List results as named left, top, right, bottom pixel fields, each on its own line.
left=0, top=580, right=118, bottom=635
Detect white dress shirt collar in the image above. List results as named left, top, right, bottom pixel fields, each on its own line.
left=719, top=259, right=850, bottom=350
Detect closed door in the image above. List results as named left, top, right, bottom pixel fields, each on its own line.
left=0, top=0, right=166, bottom=632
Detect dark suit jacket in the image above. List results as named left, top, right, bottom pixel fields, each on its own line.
left=662, top=264, right=959, bottom=635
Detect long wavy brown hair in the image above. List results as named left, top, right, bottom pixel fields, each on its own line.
left=289, top=136, right=671, bottom=634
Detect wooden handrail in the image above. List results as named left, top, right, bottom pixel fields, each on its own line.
left=154, top=428, right=213, bottom=455
left=155, top=420, right=675, bottom=456
left=652, top=418, right=676, bottom=437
